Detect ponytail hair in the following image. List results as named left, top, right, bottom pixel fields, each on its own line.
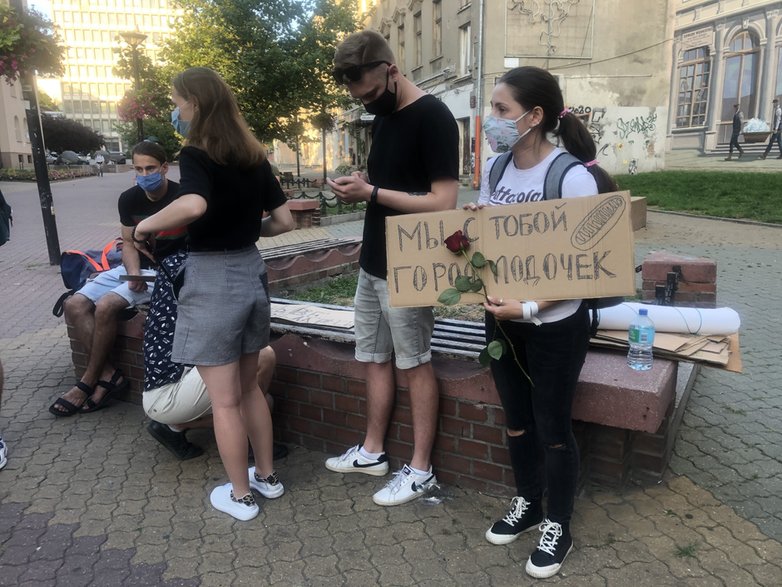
left=499, top=66, right=618, bottom=193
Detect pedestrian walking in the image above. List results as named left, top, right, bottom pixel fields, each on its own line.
left=759, top=98, right=782, bottom=159
left=725, top=104, right=743, bottom=160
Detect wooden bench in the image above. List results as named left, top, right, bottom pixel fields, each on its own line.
left=260, top=238, right=362, bottom=292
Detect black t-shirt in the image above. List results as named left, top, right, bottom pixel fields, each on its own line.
left=177, top=146, right=287, bottom=251
left=118, top=180, right=186, bottom=269
left=362, top=94, right=459, bottom=278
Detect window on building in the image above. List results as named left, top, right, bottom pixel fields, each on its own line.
left=458, top=23, right=472, bottom=77
left=9, top=82, right=15, bottom=98
left=675, top=47, right=710, bottom=128
left=413, top=12, right=422, bottom=68
left=433, top=1, right=442, bottom=57
left=14, top=116, right=22, bottom=142
left=722, top=31, right=759, bottom=120
left=23, top=118, right=29, bottom=141
left=398, top=24, right=405, bottom=71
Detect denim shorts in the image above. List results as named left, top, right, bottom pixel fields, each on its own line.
left=353, top=269, right=435, bottom=370
left=171, top=247, right=270, bottom=366
left=77, top=265, right=157, bottom=307
left=142, top=366, right=212, bottom=424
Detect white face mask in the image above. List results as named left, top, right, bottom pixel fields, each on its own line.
left=483, top=110, right=531, bottom=152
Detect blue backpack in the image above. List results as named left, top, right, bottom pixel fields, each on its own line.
left=52, top=238, right=123, bottom=316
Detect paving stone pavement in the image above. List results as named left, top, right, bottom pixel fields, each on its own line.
left=1, top=170, right=782, bottom=586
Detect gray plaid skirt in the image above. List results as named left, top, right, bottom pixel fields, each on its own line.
left=171, top=246, right=270, bottom=366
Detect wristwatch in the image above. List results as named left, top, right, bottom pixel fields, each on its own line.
left=370, top=185, right=379, bottom=206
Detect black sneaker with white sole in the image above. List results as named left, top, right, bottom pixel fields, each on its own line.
left=525, top=519, right=573, bottom=579
left=485, top=496, right=543, bottom=545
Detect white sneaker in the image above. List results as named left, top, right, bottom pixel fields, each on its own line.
left=372, top=464, right=437, bottom=506
left=209, top=483, right=259, bottom=521
left=248, top=467, right=285, bottom=499
left=325, top=444, right=389, bottom=477
left=0, top=435, right=7, bottom=470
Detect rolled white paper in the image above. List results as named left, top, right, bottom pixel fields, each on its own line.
left=596, top=302, right=740, bottom=335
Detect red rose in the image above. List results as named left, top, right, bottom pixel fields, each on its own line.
left=444, top=230, right=470, bottom=253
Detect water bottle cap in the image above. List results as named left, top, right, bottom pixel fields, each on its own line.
left=639, top=308, right=648, bottom=316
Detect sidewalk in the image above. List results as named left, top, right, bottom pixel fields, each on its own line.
left=1, top=171, right=781, bottom=585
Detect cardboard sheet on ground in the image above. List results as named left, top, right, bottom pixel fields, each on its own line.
left=271, top=303, right=354, bottom=329
left=385, top=192, right=636, bottom=307
left=590, top=330, right=742, bottom=373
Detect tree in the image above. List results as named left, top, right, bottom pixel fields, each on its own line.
left=0, top=5, right=63, bottom=83
left=162, top=0, right=358, bottom=144
left=41, top=115, right=104, bottom=153
left=37, top=89, right=59, bottom=111
left=114, top=118, right=181, bottom=161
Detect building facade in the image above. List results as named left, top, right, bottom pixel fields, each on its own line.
left=0, top=80, right=33, bottom=169
left=327, top=0, right=674, bottom=181
left=669, top=0, right=782, bottom=151
left=41, top=0, right=182, bottom=151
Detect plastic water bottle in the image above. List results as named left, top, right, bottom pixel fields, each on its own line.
left=627, top=308, right=655, bottom=371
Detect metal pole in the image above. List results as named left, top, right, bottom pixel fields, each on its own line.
left=321, top=128, right=327, bottom=184
left=10, top=0, right=60, bottom=264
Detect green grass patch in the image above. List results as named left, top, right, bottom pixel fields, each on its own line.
left=615, top=171, right=782, bottom=224
left=674, top=542, right=698, bottom=558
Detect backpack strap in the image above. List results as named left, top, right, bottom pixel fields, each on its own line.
left=542, top=151, right=583, bottom=200
left=99, top=238, right=120, bottom=271
left=488, top=152, right=514, bottom=197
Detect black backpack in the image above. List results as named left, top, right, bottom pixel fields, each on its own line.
left=0, top=189, right=12, bottom=247
left=488, top=151, right=624, bottom=334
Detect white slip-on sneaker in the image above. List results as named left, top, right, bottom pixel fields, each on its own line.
left=0, top=435, right=7, bottom=470
left=209, top=483, right=259, bottom=521
left=372, top=464, right=437, bottom=506
left=248, top=468, right=285, bottom=499
left=325, top=444, right=389, bottom=476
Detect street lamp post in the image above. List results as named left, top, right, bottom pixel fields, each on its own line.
left=120, top=30, right=147, bottom=144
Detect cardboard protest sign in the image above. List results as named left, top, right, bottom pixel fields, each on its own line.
left=386, top=192, right=636, bottom=307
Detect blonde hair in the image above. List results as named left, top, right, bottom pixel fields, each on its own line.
left=173, top=67, right=265, bottom=168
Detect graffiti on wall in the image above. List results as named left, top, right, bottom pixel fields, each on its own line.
left=569, top=105, right=661, bottom=174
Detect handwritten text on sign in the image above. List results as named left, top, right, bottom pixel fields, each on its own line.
left=385, top=192, right=636, bottom=307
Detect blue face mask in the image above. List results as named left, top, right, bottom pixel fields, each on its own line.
left=171, top=106, right=190, bottom=137
left=137, top=171, right=164, bottom=192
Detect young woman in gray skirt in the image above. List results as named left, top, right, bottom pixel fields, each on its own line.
left=133, top=67, right=294, bottom=521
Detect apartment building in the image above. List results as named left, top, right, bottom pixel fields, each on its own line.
left=330, top=0, right=674, bottom=178
left=0, top=0, right=32, bottom=169
left=669, top=0, right=782, bottom=151
left=41, top=0, right=181, bottom=151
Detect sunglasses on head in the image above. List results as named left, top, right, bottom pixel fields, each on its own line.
left=332, top=61, right=390, bottom=84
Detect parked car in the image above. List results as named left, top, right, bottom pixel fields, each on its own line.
left=106, top=151, right=127, bottom=164
left=56, top=150, right=89, bottom=165
left=46, top=151, right=59, bottom=164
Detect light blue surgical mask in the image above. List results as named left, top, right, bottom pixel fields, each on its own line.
left=171, top=106, right=190, bottom=137
left=483, top=110, right=531, bottom=152
left=137, top=171, right=164, bottom=192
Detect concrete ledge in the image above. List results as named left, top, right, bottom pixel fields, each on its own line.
left=631, top=196, right=647, bottom=230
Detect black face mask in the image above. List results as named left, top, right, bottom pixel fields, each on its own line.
left=363, top=70, right=397, bottom=116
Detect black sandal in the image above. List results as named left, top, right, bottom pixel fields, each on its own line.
left=81, top=369, right=128, bottom=413
left=49, top=381, right=93, bottom=417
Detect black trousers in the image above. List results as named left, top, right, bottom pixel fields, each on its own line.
left=485, top=303, right=590, bottom=525
left=763, top=131, right=782, bottom=156
left=728, top=132, right=743, bottom=155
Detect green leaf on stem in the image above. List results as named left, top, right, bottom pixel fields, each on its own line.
left=454, top=275, right=472, bottom=293
left=487, top=339, right=505, bottom=360
left=478, top=347, right=491, bottom=367
left=488, top=260, right=498, bottom=276
left=470, top=251, right=486, bottom=268
left=437, top=288, right=461, bottom=305
left=469, top=277, right=484, bottom=292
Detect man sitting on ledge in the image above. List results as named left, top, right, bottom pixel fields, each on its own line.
left=142, top=251, right=287, bottom=466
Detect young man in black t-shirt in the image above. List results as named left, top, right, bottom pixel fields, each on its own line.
left=325, top=31, right=459, bottom=506
left=49, top=141, right=188, bottom=417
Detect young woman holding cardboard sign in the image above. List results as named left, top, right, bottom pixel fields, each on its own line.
left=465, top=66, right=617, bottom=579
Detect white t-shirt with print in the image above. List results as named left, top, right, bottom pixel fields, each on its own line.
left=479, top=148, right=598, bottom=323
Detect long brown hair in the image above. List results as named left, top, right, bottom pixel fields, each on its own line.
left=499, top=66, right=617, bottom=192
left=173, top=67, right=265, bottom=168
